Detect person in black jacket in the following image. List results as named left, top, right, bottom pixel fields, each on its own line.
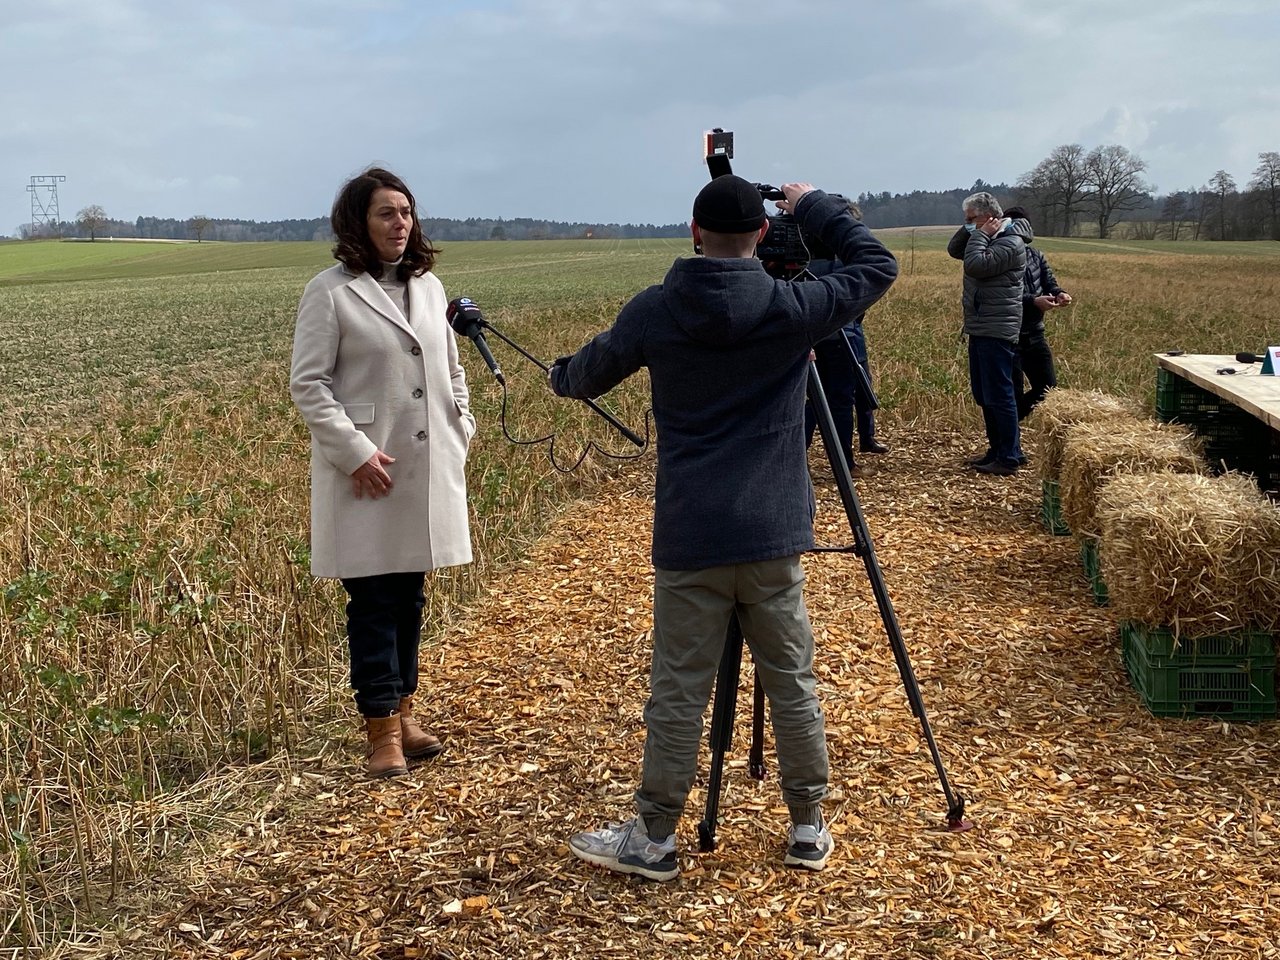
left=803, top=201, right=889, bottom=478
left=1003, top=206, right=1072, bottom=419
left=549, top=175, right=897, bottom=881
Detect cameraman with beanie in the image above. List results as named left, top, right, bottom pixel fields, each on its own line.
left=550, top=175, right=898, bottom=880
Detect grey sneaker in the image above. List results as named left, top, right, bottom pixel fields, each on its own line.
left=569, top=817, right=678, bottom=882
left=784, top=821, right=835, bottom=871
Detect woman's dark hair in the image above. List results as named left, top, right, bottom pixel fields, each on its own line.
left=331, top=167, right=438, bottom=279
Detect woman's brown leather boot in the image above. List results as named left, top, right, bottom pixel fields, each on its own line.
left=398, top=696, right=444, bottom=760
left=365, top=714, right=409, bottom=778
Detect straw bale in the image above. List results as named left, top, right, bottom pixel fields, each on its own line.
left=1026, top=388, right=1147, bottom=481
left=1059, top=419, right=1203, bottom=539
left=1098, top=471, right=1280, bottom=638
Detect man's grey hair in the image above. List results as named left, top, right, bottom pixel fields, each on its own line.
left=962, top=192, right=1003, bottom=218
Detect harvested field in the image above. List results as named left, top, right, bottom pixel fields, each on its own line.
left=83, top=426, right=1280, bottom=960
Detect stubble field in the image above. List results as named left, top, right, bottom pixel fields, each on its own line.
left=1, top=233, right=1278, bottom=957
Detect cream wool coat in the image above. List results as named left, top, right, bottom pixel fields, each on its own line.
left=290, top=264, right=475, bottom=579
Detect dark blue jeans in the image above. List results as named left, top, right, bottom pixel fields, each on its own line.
left=340, top=571, right=426, bottom=717
left=967, top=336, right=1023, bottom=465
left=805, top=323, right=876, bottom=466
left=1014, top=332, right=1057, bottom=421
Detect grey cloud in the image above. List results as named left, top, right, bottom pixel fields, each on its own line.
left=2, top=0, right=1278, bottom=234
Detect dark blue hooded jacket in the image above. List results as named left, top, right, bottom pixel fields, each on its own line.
left=549, top=190, right=898, bottom=570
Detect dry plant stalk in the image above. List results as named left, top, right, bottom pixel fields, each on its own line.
left=1059, top=419, right=1203, bottom=540
left=1027, top=388, right=1147, bottom=482
left=1098, top=472, right=1280, bottom=638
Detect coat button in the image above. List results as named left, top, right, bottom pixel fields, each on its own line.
left=412, top=388, right=424, bottom=399
left=411, top=346, right=422, bottom=356
left=415, top=430, right=427, bottom=440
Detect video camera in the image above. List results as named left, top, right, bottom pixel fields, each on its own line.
left=703, top=128, right=842, bottom=278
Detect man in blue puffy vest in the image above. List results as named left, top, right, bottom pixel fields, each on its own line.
left=1003, top=205, right=1072, bottom=420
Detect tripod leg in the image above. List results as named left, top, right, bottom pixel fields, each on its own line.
left=839, top=327, right=879, bottom=413
left=698, top=613, right=744, bottom=852
left=808, top=362, right=970, bottom=831
left=748, top=671, right=766, bottom=781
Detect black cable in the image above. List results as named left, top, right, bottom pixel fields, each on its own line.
left=491, top=376, right=653, bottom=474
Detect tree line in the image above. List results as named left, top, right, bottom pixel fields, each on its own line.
left=16, top=148, right=1280, bottom=243
left=857, top=147, right=1280, bottom=241
left=17, top=213, right=688, bottom=243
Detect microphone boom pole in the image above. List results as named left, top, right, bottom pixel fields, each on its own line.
left=480, top=320, right=645, bottom=448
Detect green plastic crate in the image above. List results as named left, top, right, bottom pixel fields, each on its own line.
left=1155, top=368, right=1225, bottom=421
left=1156, top=369, right=1273, bottom=477
left=1041, top=479, right=1070, bottom=536
left=1080, top=537, right=1108, bottom=606
left=1121, top=622, right=1278, bottom=720
left=1121, top=621, right=1276, bottom=665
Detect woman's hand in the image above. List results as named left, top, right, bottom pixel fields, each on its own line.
left=1033, top=294, right=1059, bottom=313
left=351, top=450, right=395, bottom=499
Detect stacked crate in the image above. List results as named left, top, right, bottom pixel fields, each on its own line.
left=1121, top=622, right=1277, bottom=720
left=1041, top=479, right=1070, bottom=536
left=1079, top=536, right=1108, bottom=607
left=1099, top=471, right=1280, bottom=721
left=1155, top=368, right=1273, bottom=481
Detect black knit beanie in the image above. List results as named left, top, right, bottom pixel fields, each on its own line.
left=692, top=175, right=767, bottom=233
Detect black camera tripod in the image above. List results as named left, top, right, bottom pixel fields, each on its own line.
left=696, top=361, right=970, bottom=852
left=450, top=300, right=969, bottom=846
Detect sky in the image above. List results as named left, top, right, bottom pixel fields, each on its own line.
left=2, top=0, right=1278, bottom=235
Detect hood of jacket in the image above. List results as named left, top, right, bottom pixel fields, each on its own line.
left=1005, top=217, right=1034, bottom=244
left=659, top=255, right=780, bottom=346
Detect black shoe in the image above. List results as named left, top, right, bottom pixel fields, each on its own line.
left=974, top=460, right=1020, bottom=477
left=966, top=450, right=996, bottom=468
left=859, top=439, right=890, bottom=455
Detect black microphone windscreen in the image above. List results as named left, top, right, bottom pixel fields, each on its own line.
left=1236, top=352, right=1261, bottom=364
left=446, top=297, right=483, bottom=336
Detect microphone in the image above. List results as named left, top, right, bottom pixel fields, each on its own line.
left=1235, top=352, right=1263, bottom=364
left=446, top=297, right=505, bottom=385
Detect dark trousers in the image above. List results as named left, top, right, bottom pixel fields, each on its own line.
left=1014, top=332, right=1057, bottom=421
left=339, top=571, right=426, bottom=717
left=968, top=336, right=1023, bottom=465
left=805, top=324, right=876, bottom=466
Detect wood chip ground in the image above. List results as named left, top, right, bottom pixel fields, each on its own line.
left=77, top=426, right=1280, bottom=959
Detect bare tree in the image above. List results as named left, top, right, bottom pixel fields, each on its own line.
left=1084, top=145, right=1152, bottom=239
left=1017, top=143, right=1091, bottom=236
left=77, top=204, right=108, bottom=241
left=1161, top=193, right=1187, bottom=240
left=1248, top=151, right=1280, bottom=240
left=189, top=214, right=213, bottom=242
left=1130, top=218, right=1157, bottom=240
left=1205, top=170, right=1237, bottom=240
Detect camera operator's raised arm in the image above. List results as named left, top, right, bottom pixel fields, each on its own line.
left=785, top=190, right=898, bottom=343
left=773, top=182, right=815, bottom=215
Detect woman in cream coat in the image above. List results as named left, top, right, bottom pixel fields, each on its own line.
left=290, top=167, right=475, bottom=778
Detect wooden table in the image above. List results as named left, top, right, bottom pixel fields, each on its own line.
left=1154, top=353, right=1280, bottom=431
